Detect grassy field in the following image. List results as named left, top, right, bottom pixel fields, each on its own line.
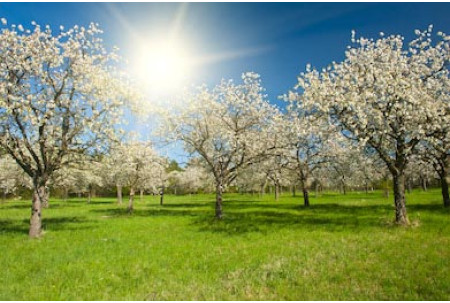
left=0, top=189, right=449, bottom=300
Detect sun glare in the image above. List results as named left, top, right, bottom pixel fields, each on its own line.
left=133, top=38, right=191, bottom=95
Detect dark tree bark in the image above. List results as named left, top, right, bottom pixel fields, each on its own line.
left=274, top=183, right=279, bottom=201
left=341, top=178, right=347, bottom=195
left=440, top=175, right=450, bottom=208
left=159, top=186, right=165, bottom=206
left=432, top=156, right=449, bottom=208
left=303, top=187, right=310, bottom=207
left=116, top=185, right=123, bottom=205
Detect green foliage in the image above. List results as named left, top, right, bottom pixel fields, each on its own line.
left=0, top=190, right=449, bottom=300
left=166, top=160, right=183, bottom=172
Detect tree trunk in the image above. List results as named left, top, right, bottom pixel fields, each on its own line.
left=63, top=187, right=69, bottom=201
left=29, top=184, right=46, bottom=238
left=87, top=185, right=92, bottom=204
left=140, top=189, right=144, bottom=201
left=392, top=172, right=409, bottom=225
left=292, top=185, right=296, bottom=197
left=42, top=187, right=49, bottom=208
left=274, top=183, right=279, bottom=201
left=300, top=176, right=310, bottom=207
left=303, top=187, right=310, bottom=207
left=421, top=176, right=427, bottom=191
left=2, top=191, right=6, bottom=203
left=406, top=177, right=412, bottom=194
left=383, top=179, right=389, bottom=198
left=215, top=182, right=223, bottom=219
left=440, top=174, right=450, bottom=208
left=160, top=186, right=165, bottom=206
left=260, top=182, right=266, bottom=197
left=127, top=187, right=135, bottom=214
left=116, top=185, right=123, bottom=205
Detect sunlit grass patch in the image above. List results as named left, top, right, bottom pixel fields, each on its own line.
left=0, top=189, right=449, bottom=300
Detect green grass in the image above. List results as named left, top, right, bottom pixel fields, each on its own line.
left=0, top=190, right=449, bottom=300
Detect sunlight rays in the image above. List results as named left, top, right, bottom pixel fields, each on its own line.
left=107, top=3, right=274, bottom=98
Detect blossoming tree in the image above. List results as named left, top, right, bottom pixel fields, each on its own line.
left=0, top=154, right=29, bottom=201
left=276, top=104, right=339, bottom=206
left=161, top=73, right=280, bottom=218
left=105, top=141, right=162, bottom=213
left=295, top=26, right=450, bottom=224
left=0, top=20, right=132, bottom=237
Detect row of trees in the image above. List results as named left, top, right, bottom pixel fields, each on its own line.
left=160, top=26, right=449, bottom=224
left=2, top=143, right=440, bottom=203
left=0, top=142, right=214, bottom=206
left=1, top=19, right=448, bottom=237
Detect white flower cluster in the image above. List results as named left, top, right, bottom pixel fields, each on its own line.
left=295, top=26, right=450, bottom=176
left=161, top=72, right=282, bottom=188
left=0, top=19, right=137, bottom=185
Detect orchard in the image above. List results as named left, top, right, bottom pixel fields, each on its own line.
left=0, top=7, right=449, bottom=300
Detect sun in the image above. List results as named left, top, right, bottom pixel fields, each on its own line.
left=133, top=38, right=191, bottom=95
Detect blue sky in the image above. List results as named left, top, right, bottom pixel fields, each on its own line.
left=1, top=2, right=450, bottom=162
left=2, top=3, right=450, bottom=103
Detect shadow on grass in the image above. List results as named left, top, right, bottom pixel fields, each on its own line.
left=0, top=219, right=29, bottom=235
left=91, top=206, right=210, bottom=218
left=41, top=216, right=97, bottom=231
left=408, top=203, right=450, bottom=213
left=91, top=201, right=400, bottom=235
left=0, top=216, right=97, bottom=236
left=84, top=193, right=450, bottom=236
left=0, top=199, right=116, bottom=210
left=144, top=202, right=213, bottom=209
left=0, top=203, right=30, bottom=209
left=193, top=208, right=391, bottom=235
left=64, top=199, right=116, bottom=205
